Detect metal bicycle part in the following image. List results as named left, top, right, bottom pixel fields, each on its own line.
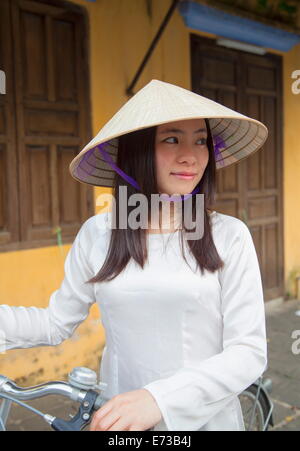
left=239, top=378, right=274, bottom=431
left=0, top=367, right=107, bottom=431
left=50, top=389, right=102, bottom=431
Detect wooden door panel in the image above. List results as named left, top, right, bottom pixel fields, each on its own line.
left=263, top=96, right=278, bottom=190
left=246, top=95, right=263, bottom=191
left=28, top=145, right=52, bottom=227
left=265, top=223, right=280, bottom=287
left=191, top=35, right=284, bottom=301
left=57, top=146, right=81, bottom=226
left=21, top=10, right=48, bottom=100
left=53, top=19, right=78, bottom=102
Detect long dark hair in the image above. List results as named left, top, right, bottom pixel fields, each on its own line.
left=86, top=118, right=224, bottom=284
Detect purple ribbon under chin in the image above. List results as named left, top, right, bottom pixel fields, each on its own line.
left=97, top=143, right=200, bottom=202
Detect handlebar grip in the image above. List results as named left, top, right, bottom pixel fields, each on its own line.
left=52, top=418, right=80, bottom=431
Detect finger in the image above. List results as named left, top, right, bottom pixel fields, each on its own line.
left=89, top=404, right=113, bottom=431
left=108, top=417, right=131, bottom=431
left=90, top=410, right=122, bottom=431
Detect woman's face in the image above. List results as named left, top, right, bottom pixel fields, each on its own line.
left=155, top=118, right=209, bottom=196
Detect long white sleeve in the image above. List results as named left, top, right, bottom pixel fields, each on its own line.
left=0, top=218, right=96, bottom=353
left=143, top=221, right=268, bottom=431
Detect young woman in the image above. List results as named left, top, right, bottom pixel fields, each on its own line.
left=0, top=80, right=269, bottom=431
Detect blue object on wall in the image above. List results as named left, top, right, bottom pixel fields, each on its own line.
left=178, top=1, right=300, bottom=52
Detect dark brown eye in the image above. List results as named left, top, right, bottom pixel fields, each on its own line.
left=163, top=137, right=207, bottom=145
left=164, top=137, right=177, bottom=143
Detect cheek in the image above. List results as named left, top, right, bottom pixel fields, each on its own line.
left=155, top=147, right=171, bottom=174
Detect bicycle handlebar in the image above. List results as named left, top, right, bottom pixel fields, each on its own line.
left=0, top=367, right=108, bottom=431
left=0, top=376, right=103, bottom=409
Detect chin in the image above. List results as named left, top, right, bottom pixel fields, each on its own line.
left=161, top=189, right=195, bottom=197
left=159, top=180, right=199, bottom=197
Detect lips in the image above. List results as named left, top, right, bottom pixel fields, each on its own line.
left=171, top=172, right=197, bottom=176
left=171, top=172, right=197, bottom=180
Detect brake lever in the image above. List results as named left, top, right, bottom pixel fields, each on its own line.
left=51, top=389, right=100, bottom=431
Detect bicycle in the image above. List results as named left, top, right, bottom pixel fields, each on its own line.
left=238, top=376, right=274, bottom=431
left=0, top=367, right=107, bottom=431
left=0, top=367, right=274, bottom=431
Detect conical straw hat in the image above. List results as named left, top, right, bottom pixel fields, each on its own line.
left=69, top=79, right=268, bottom=187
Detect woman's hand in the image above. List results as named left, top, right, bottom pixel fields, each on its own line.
left=89, top=388, right=162, bottom=431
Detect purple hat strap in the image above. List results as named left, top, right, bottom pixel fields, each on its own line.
left=97, top=143, right=140, bottom=190
left=213, top=135, right=226, bottom=166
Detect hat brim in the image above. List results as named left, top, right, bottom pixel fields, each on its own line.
left=69, top=115, right=268, bottom=188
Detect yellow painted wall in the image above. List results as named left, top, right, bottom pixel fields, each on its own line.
left=0, top=242, right=105, bottom=384
left=1, top=0, right=299, bottom=385
left=283, top=44, right=300, bottom=297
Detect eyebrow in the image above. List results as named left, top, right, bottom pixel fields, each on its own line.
left=158, top=127, right=207, bottom=135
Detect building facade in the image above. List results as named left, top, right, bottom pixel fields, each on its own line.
left=0, top=0, right=299, bottom=382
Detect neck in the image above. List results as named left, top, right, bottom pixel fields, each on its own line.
left=148, top=201, right=181, bottom=233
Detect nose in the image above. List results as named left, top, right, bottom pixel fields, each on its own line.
left=176, top=144, right=198, bottom=165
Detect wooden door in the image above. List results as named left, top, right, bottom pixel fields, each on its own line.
left=191, top=35, right=284, bottom=302
left=0, top=0, right=93, bottom=251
